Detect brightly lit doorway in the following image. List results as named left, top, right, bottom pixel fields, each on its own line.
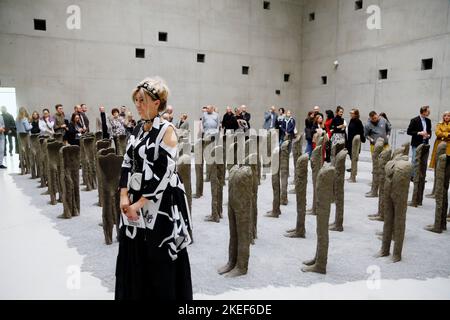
left=0, top=87, right=17, bottom=117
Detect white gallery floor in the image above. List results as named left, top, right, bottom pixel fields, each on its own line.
left=0, top=152, right=449, bottom=300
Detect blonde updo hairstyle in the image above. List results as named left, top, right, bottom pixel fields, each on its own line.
left=132, top=77, right=170, bottom=115
left=441, top=111, right=450, bottom=123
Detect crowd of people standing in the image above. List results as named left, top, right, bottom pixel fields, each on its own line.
left=0, top=103, right=139, bottom=169
left=1, top=100, right=448, bottom=175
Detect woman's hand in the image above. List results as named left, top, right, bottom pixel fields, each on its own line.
left=120, top=192, right=131, bottom=215
left=125, top=203, right=140, bottom=222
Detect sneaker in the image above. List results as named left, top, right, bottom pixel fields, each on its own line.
left=0, top=165, right=7, bottom=169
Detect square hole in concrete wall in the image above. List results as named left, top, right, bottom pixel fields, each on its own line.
left=242, top=66, right=250, bottom=75
left=355, top=0, right=363, bottom=10
left=421, top=58, right=433, bottom=70
left=309, top=12, right=315, bottom=21
left=321, top=76, right=328, bottom=85
left=284, top=74, right=290, bottom=82
left=263, top=1, right=270, bottom=10
left=275, top=90, right=281, bottom=95
left=197, top=54, right=205, bottom=63
left=135, top=48, right=145, bottom=58
left=379, top=69, right=388, bottom=80
left=158, top=32, right=168, bottom=42
left=34, top=19, right=46, bottom=31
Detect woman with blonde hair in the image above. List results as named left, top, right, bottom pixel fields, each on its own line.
left=430, top=111, right=450, bottom=168
left=116, top=77, right=192, bottom=300
left=16, top=107, right=32, bottom=134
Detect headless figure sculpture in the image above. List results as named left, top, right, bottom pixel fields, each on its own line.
left=366, top=138, right=385, bottom=198
left=266, top=146, right=281, bottom=218
left=18, top=132, right=31, bottom=175
left=377, top=156, right=412, bottom=263
left=409, top=144, right=430, bottom=207
left=205, top=144, right=222, bottom=223
left=204, top=136, right=214, bottom=183
left=177, top=154, right=192, bottom=214
left=40, top=137, right=50, bottom=193
left=95, top=140, right=112, bottom=207
left=302, top=165, right=336, bottom=274
left=349, top=135, right=361, bottom=183
left=330, top=141, right=345, bottom=167
left=262, top=131, right=271, bottom=180
left=285, top=154, right=309, bottom=238
left=329, top=149, right=348, bottom=232
left=218, top=165, right=253, bottom=277
left=402, top=142, right=410, bottom=157
left=29, top=134, right=40, bottom=179
left=116, top=134, right=128, bottom=156
left=47, top=140, right=64, bottom=205
left=280, top=140, right=290, bottom=206
left=245, top=153, right=259, bottom=243
left=426, top=142, right=447, bottom=198
left=369, top=148, right=392, bottom=221
left=425, top=154, right=449, bottom=233
left=95, top=131, right=103, bottom=142
left=80, top=136, right=88, bottom=186
left=391, top=146, right=406, bottom=160
left=58, top=145, right=81, bottom=219
left=307, top=145, right=323, bottom=215
left=53, top=133, right=63, bottom=143
left=193, top=139, right=204, bottom=198
left=83, top=136, right=97, bottom=191
left=98, top=152, right=123, bottom=245
left=289, top=133, right=304, bottom=189
left=38, top=137, right=47, bottom=188
left=177, top=153, right=193, bottom=241
left=255, top=136, right=261, bottom=186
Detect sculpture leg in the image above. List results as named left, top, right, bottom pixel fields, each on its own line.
left=73, top=168, right=80, bottom=216
left=205, top=165, right=219, bottom=222
left=286, top=181, right=307, bottom=238
left=266, top=172, right=281, bottom=217
left=49, top=167, right=57, bottom=205
left=379, top=194, right=394, bottom=257
left=102, top=193, right=113, bottom=245
left=392, top=197, right=407, bottom=263
left=218, top=203, right=237, bottom=275
left=64, top=176, right=73, bottom=218
left=194, top=163, right=203, bottom=198
left=226, top=194, right=251, bottom=278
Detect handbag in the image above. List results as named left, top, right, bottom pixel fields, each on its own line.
left=121, top=172, right=147, bottom=229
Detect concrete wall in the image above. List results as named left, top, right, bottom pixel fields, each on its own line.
left=0, top=0, right=303, bottom=129
left=300, top=0, right=450, bottom=129
left=2, top=0, right=449, bottom=132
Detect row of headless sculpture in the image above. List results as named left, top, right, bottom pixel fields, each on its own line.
left=185, top=129, right=449, bottom=276
left=16, top=127, right=449, bottom=277
left=17, top=131, right=128, bottom=245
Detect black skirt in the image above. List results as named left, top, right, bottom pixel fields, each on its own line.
left=115, top=226, right=193, bottom=300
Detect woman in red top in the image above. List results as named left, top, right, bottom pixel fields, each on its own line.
left=324, top=110, right=334, bottom=162
left=324, top=110, right=334, bottom=138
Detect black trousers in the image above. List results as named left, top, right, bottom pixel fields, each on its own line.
left=4, top=130, right=18, bottom=155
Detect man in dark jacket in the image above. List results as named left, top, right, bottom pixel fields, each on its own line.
left=97, top=106, right=110, bottom=139
left=240, top=105, right=251, bottom=129
left=1, top=106, right=17, bottom=156
left=80, top=104, right=90, bottom=132
left=407, top=106, right=432, bottom=173
left=222, top=106, right=239, bottom=132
